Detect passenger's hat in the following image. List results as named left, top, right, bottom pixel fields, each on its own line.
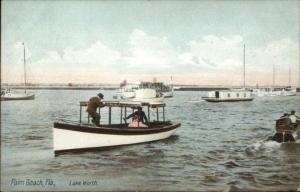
left=97, top=93, right=104, bottom=99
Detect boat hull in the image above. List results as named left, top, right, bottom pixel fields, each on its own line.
left=132, top=97, right=164, bottom=103
left=53, top=122, right=180, bottom=154
left=202, top=97, right=254, bottom=102
left=269, top=118, right=300, bottom=143
left=162, top=91, right=174, bottom=98
left=1, top=94, right=35, bottom=101
left=270, top=132, right=295, bottom=143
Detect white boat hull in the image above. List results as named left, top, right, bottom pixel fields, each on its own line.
left=132, top=88, right=165, bottom=103
left=132, top=96, right=164, bottom=103
left=281, top=90, right=297, bottom=96
left=122, top=91, right=135, bottom=98
left=252, top=88, right=297, bottom=97
left=203, top=97, right=254, bottom=102
left=53, top=122, right=180, bottom=154
left=162, top=91, right=174, bottom=98
left=203, top=90, right=254, bottom=102
left=1, top=93, right=35, bottom=101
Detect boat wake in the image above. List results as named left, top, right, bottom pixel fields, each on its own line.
left=245, top=140, right=281, bottom=155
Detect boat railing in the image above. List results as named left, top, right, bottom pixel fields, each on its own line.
left=79, top=100, right=166, bottom=127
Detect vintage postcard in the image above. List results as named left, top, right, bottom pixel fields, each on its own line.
left=1, top=0, right=300, bottom=191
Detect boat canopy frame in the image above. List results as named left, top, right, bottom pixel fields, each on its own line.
left=79, top=100, right=166, bottom=126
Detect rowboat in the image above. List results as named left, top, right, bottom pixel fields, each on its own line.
left=53, top=101, right=180, bottom=155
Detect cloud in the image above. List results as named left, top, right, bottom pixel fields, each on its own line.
left=1, top=30, right=298, bottom=85
left=124, top=29, right=178, bottom=71
left=249, top=38, right=298, bottom=71
left=179, top=35, right=244, bottom=72
left=62, top=42, right=121, bottom=68
left=2, top=42, right=32, bottom=67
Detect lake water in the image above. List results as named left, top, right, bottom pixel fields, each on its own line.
left=1, top=90, right=300, bottom=191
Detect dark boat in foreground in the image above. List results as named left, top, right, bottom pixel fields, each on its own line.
left=269, top=116, right=300, bottom=143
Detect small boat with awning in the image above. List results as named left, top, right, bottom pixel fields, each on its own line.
left=53, top=101, right=180, bottom=155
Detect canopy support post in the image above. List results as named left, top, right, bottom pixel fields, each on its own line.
left=109, top=107, right=112, bottom=125
left=147, top=105, right=150, bottom=122
left=156, top=107, right=159, bottom=122
left=79, top=106, right=82, bottom=124
left=120, top=107, right=123, bottom=124
left=163, top=106, right=165, bottom=122
left=98, top=107, right=101, bottom=125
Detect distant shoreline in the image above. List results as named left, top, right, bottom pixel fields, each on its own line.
left=3, top=86, right=300, bottom=92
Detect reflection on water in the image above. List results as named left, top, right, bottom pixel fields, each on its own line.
left=1, top=90, right=300, bottom=191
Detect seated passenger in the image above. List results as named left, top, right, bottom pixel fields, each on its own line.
left=128, top=116, right=148, bottom=128
left=125, top=106, right=148, bottom=128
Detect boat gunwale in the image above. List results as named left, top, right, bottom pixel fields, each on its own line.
left=53, top=121, right=181, bottom=135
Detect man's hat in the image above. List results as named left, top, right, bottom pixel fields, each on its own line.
left=98, top=93, right=104, bottom=99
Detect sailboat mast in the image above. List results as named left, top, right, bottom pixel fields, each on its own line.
left=243, top=44, right=246, bottom=89
left=273, top=64, right=275, bottom=89
left=289, top=65, right=291, bottom=87
left=23, top=43, right=27, bottom=93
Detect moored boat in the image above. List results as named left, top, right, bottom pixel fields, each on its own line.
left=281, top=86, right=297, bottom=96
left=53, top=101, right=180, bottom=155
left=1, top=89, right=35, bottom=101
left=251, top=87, right=282, bottom=97
left=132, top=88, right=164, bottom=103
left=202, top=89, right=254, bottom=102
left=251, top=86, right=297, bottom=97
left=118, top=84, right=139, bottom=99
left=1, top=43, right=35, bottom=101
left=203, top=44, right=253, bottom=102
left=139, top=81, right=174, bottom=98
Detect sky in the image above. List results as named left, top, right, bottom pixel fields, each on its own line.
left=1, top=0, right=299, bottom=86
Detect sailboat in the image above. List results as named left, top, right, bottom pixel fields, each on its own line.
left=202, top=44, right=254, bottom=102
left=1, top=43, right=35, bottom=101
left=281, top=65, right=297, bottom=96
left=252, top=64, right=296, bottom=96
left=252, top=64, right=281, bottom=97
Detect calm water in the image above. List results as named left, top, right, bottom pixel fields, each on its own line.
left=1, top=90, right=300, bottom=191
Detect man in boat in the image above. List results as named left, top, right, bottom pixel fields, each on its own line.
left=289, top=110, right=300, bottom=130
left=87, top=93, right=104, bottom=126
left=289, top=110, right=300, bottom=123
left=125, top=106, right=148, bottom=128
